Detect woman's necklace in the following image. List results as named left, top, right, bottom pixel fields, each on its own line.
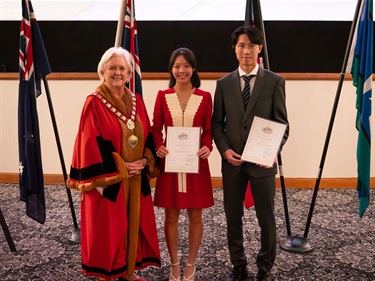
left=176, top=87, right=194, bottom=112
left=93, top=92, right=138, bottom=149
left=126, top=93, right=138, bottom=149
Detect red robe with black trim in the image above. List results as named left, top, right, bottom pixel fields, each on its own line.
left=67, top=84, right=160, bottom=280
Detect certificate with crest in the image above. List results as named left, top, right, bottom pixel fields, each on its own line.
left=165, top=126, right=200, bottom=173
left=241, top=116, right=287, bottom=167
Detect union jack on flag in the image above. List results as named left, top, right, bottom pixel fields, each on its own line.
left=18, top=0, right=51, bottom=224
left=121, top=0, right=143, bottom=96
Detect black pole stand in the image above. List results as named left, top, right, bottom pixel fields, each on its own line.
left=278, top=154, right=292, bottom=237
left=258, top=9, right=293, bottom=238
left=43, top=76, right=80, bottom=243
left=246, top=0, right=293, bottom=239
left=0, top=207, right=16, bottom=252
left=279, top=0, right=362, bottom=253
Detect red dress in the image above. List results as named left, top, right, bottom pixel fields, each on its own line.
left=67, top=84, right=161, bottom=280
left=152, top=88, right=214, bottom=209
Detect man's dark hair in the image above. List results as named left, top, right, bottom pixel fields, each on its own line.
left=231, top=26, right=264, bottom=48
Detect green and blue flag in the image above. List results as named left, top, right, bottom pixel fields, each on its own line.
left=347, top=0, right=373, bottom=217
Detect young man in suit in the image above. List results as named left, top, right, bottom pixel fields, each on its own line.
left=212, top=26, right=289, bottom=281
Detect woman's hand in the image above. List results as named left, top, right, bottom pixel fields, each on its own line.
left=198, top=145, right=211, bottom=159
left=156, top=145, right=169, bottom=158
left=125, top=158, right=147, bottom=177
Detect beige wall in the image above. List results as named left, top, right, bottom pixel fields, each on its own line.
left=1, top=78, right=374, bottom=179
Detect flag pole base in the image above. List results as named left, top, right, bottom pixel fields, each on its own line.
left=68, top=228, right=80, bottom=243
left=279, top=236, right=314, bottom=253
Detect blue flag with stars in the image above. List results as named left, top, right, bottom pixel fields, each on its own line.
left=18, top=0, right=51, bottom=224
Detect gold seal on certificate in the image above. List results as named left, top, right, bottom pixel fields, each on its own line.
left=241, top=116, right=287, bottom=167
left=165, top=126, right=200, bottom=173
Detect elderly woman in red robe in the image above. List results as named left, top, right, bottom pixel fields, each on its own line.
left=67, top=47, right=160, bottom=281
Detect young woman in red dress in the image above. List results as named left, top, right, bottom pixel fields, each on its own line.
left=152, top=48, right=214, bottom=281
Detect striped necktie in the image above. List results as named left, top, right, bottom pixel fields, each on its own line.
left=241, top=75, right=255, bottom=110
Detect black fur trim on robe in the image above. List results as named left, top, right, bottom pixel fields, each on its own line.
left=145, top=132, right=159, bottom=167
left=140, top=132, right=159, bottom=197
left=96, top=136, right=121, bottom=202
left=69, top=136, right=120, bottom=202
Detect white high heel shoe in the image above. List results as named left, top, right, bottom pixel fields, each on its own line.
left=182, top=263, right=196, bottom=281
left=169, top=262, right=181, bottom=281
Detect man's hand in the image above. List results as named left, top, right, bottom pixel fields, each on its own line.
left=257, top=156, right=277, bottom=168
left=223, top=149, right=244, bottom=166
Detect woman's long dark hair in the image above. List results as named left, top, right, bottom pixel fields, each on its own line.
left=168, top=47, right=201, bottom=88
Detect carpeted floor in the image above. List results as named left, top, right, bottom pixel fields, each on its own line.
left=0, top=183, right=374, bottom=280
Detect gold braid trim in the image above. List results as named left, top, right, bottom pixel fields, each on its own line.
left=144, top=148, right=160, bottom=179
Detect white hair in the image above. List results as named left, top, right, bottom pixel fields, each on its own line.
left=97, top=47, right=133, bottom=81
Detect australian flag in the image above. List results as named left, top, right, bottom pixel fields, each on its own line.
left=18, top=0, right=51, bottom=224
left=121, top=0, right=143, bottom=96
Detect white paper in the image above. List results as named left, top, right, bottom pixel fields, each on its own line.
left=165, top=126, right=200, bottom=173
left=241, top=116, right=287, bottom=167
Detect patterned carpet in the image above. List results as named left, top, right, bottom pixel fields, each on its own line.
left=0, top=183, right=374, bottom=281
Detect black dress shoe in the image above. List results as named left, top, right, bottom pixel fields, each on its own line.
left=257, top=269, right=273, bottom=281
left=225, top=265, right=249, bottom=281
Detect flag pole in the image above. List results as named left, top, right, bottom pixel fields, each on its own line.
left=246, top=0, right=292, bottom=236
left=0, top=207, right=16, bottom=252
left=259, top=0, right=294, bottom=238
left=42, top=76, right=80, bottom=243
left=277, top=154, right=292, bottom=236
left=115, top=0, right=127, bottom=47
left=256, top=0, right=292, bottom=237
left=255, top=0, right=269, bottom=69
left=279, top=0, right=363, bottom=253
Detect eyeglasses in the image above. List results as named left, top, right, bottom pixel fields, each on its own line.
left=236, top=44, right=259, bottom=51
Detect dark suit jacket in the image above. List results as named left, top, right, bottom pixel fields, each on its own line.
left=212, top=67, right=289, bottom=178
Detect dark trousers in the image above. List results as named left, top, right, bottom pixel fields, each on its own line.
left=222, top=166, right=276, bottom=272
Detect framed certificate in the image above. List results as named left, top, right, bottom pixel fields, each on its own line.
left=165, top=126, right=200, bottom=173
left=241, top=116, right=287, bottom=167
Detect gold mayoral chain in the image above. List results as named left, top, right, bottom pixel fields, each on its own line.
left=93, top=92, right=138, bottom=149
